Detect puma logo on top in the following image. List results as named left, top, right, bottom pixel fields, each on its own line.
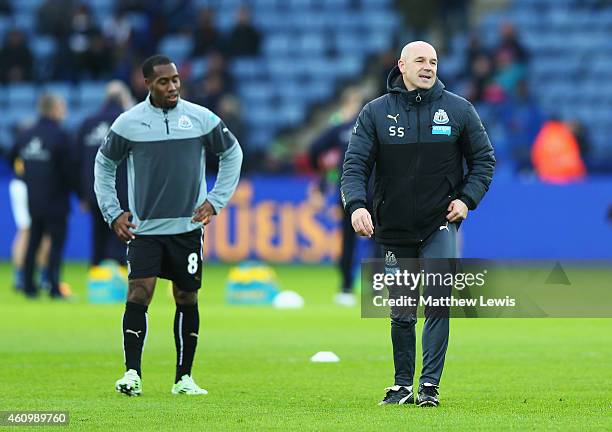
left=387, top=114, right=400, bottom=124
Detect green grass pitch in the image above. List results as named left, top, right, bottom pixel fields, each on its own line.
left=0, top=262, right=610, bottom=431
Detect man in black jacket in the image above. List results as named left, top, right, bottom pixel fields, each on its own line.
left=76, top=81, right=132, bottom=266
left=341, top=41, right=495, bottom=407
left=13, top=93, right=75, bottom=298
left=309, top=87, right=366, bottom=307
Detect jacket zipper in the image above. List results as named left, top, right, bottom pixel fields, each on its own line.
left=163, top=109, right=169, bottom=135
left=414, top=93, right=423, bottom=242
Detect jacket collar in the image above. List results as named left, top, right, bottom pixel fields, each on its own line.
left=145, top=93, right=180, bottom=114
left=386, top=65, right=445, bottom=104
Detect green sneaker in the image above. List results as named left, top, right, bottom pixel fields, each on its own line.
left=115, top=369, right=142, bottom=396
left=171, top=375, right=208, bottom=395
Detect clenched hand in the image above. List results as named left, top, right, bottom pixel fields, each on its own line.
left=351, top=208, right=374, bottom=237
left=112, top=212, right=137, bottom=242
left=446, top=199, right=468, bottom=222
left=192, top=200, right=216, bottom=225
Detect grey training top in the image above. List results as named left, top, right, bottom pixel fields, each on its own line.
left=94, top=96, right=243, bottom=235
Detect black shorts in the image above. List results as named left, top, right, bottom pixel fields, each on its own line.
left=126, top=229, right=203, bottom=291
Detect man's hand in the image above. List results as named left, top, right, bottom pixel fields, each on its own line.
left=192, top=200, right=216, bottom=225
left=447, top=199, right=468, bottom=222
left=112, top=212, right=137, bottom=242
left=351, top=208, right=374, bottom=237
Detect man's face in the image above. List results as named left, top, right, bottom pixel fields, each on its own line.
left=398, top=45, right=438, bottom=91
left=146, top=63, right=180, bottom=109
left=53, top=99, right=66, bottom=122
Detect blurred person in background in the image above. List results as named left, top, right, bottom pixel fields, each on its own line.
left=11, top=93, right=75, bottom=299
left=158, top=0, right=195, bottom=35
left=499, top=80, right=543, bottom=173
left=0, top=28, right=33, bottom=83
left=36, top=0, right=73, bottom=39
left=342, top=41, right=495, bottom=407
left=227, top=6, right=261, bottom=58
left=497, top=22, right=529, bottom=65
left=465, top=35, right=494, bottom=103
left=531, top=118, right=586, bottom=183
left=76, top=80, right=134, bottom=266
left=191, top=8, right=224, bottom=58
left=309, top=87, right=367, bottom=307
left=66, top=4, right=114, bottom=80
left=210, top=94, right=246, bottom=172
left=0, top=0, right=12, bottom=15
left=8, top=156, right=51, bottom=292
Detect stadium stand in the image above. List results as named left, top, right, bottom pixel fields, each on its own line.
left=0, top=0, right=611, bottom=171
left=0, top=0, right=399, bottom=161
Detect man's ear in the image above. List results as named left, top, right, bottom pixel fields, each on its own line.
left=397, top=58, right=406, bottom=73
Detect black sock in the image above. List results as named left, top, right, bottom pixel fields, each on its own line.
left=122, top=301, right=148, bottom=377
left=174, top=303, right=199, bottom=383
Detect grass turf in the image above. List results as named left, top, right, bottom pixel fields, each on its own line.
left=0, top=262, right=610, bottom=431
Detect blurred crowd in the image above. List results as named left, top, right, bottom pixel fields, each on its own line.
left=0, top=0, right=261, bottom=169
left=0, top=1, right=261, bottom=84
left=0, top=0, right=598, bottom=181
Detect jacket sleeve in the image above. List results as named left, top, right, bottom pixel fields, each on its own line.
left=340, top=102, right=378, bottom=216
left=457, top=102, right=496, bottom=210
left=94, top=129, right=129, bottom=227
left=203, top=120, right=243, bottom=214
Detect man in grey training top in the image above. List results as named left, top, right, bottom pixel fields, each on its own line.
left=94, top=55, right=243, bottom=396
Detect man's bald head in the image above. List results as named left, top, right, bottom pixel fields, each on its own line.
left=400, top=41, right=437, bottom=61
left=398, top=41, right=438, bottom=91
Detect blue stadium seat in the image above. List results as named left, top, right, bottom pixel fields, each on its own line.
left=239, top=82, right=276, bottom=102
left=87, top=0, right=114, bottom=20
left=8, top=84, right=37, bottom=108
left=333, top=55, right=363, bottom=77
left=304, top=80, right=333, bottom=103
left=78, top=81, right=107, bottom=108
left=14, top=13, right=36, bottom=34
left=230, top=58, right=268, bottom=79
left=4, top=106, right=37, bottom=130
left=125, top=13, right=149, bottom=33
left=158, top=35, right=194, bottom=64
left=296, top=33, right=326, bottom=55
left=216, top=10, right=237, bottom=32
left=189, top=57, right=208, bottom=81
left=11, top=0, right=43, bottom=14
left=263, top=34, right=292, bottom=57
left=278, top=103, right=303, bottom=126
left=248, top=129, right=275, bottom=150
left=30, top=35, right=56, bottom=59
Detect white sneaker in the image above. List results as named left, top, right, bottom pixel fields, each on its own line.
left=115, top=369, right=142, bottom=396
left=171, top=375, right=208, bottom=395
left=334, top=292, right=357, bottom=307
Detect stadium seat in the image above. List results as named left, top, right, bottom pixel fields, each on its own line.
left=158, top=35, right=194, bottom=64
left=78, top=81, right=107, bottom=108
left=188, top=57, right=209, bottom=81
left=8, top=84, right=37, bottom=108
left=230, top=58, right=268, bottom=79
